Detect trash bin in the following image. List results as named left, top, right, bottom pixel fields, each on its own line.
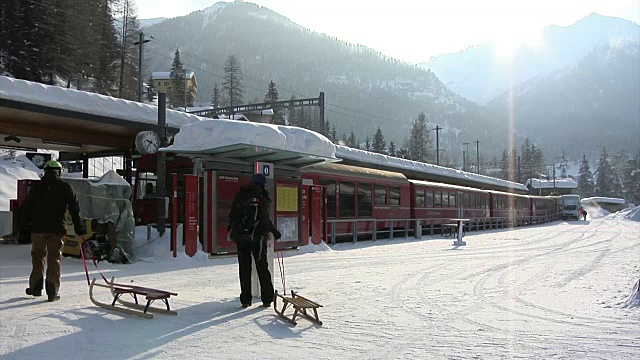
left=414, top=220, right=422, bottom=239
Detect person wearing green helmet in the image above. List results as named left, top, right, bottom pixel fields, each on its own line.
left=23, top=159, right=85, bottom=302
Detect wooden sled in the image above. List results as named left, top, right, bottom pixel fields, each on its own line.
left=89, top=277, right=178, bottom=319
left=274, top=290, right=323, bottom=326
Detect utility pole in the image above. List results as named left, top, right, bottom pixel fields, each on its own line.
left=475, top=139, right=480, bottom=174
left=319, top=92, right=325, bottom=135
left=157, top=92, right=167, bottom=236
left=463, top=142, right=469, bottom=172
left=135, top=31, right=150, bottom=102
left=433, top=125, right=442, bottom=165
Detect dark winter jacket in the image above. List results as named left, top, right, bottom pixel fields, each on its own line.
left=228, top=182, right=279, bottom=242
left=23, top=173, right=83, bottom=235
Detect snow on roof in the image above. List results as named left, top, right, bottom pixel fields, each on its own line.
left=0, top=76, right=201, bottom=129
left=526, top=177, right=577, bottom=189
left=335, top=145, right=529, bottom=192
left=409, top=179, right=491, bottom=193
left=151, top=71, right=195, bottom=80
left=582, top=196, right=626, bottom=205
left=161, top=119, right=337, bottom=159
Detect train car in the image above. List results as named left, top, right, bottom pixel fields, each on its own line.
left=530, top=195, right=557, bottom=222
left=488, top=191, right=532, bottom=224
left=409, top=180, right=490, bottom=223
left=302, top=163, right=411, bottom=241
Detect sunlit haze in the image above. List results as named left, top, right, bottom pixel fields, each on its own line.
left=135, top=0, right=640, bottom=63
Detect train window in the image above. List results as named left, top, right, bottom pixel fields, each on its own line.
left=375, top=184, right=387, bottom=206
left=442, top=192, right=449, bottom=207
left=427, top=191, right=434, bottom=207
left=434, top=191, right=441, bottom=206
left=449, top=192, right=456, bottom=207
left=358, top=183, right=373, bottom=217
left=339, top=181, right=356, bottom=217
left=464, top=193, right=470, bottom=207
left=319, top=179, right=336, bottom=218
left=416, top=189, right=425, bottom=207
left=471, top=194, right=476, bottom=208
left=389, top=186, right=400, bottom=206
left=482, top=196, right=487, bottom=209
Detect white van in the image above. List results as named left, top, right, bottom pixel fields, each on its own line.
left=561, top=194, right=581, bottom=220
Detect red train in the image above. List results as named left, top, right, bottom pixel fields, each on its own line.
left=131, top=155, right=561, bottom=247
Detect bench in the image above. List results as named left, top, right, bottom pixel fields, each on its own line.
left=441, top=224, right=459, bottom=237
left=274, top=290, right=323, bottom=326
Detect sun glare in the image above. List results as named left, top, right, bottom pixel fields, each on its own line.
left=494, top=27, right=544, bottom=62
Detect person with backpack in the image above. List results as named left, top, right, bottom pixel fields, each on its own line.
left=23, top=160, right=85, bottom=302
left=228, top=173, right=281, bottom=308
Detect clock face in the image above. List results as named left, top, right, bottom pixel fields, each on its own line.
left=32, top=154, right=45, bottom=168
left=135, top=131, right=160, bottom=154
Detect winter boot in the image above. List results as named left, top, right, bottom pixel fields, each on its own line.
left=25, top=288, right=42, bottom=297
left=45, top=282, right=59, bottom=302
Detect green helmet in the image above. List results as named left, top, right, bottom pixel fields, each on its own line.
left=44, top=160, right=63, bottom=170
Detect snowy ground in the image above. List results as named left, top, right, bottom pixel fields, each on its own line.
left=1, top=213, right=639, bottom=359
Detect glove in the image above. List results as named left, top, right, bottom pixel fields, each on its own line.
left=75, top=225, right=87, bottom=236
left=273, top=229, right=282, bottom=240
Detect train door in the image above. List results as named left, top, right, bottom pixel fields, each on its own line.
left=457, top=191, right=464, bottom=218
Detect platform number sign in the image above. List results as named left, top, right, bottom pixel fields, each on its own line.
left=255, top=162, right=274, bottom=178
left=68, top=161, right=83, bottom=173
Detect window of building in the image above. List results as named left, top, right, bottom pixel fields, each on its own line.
left=358, top=183, right=372, bottom=217
left=339, top=181, right=356, bottom=217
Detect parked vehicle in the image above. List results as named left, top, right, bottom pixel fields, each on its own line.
left=561, top=194, right=582, bottom=220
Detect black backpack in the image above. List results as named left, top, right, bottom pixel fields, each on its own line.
left=230, top=196, right=261, bottom=238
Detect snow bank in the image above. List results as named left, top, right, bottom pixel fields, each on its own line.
left=134, top=225, right=209, bottom=263
left=0, top=155, right=42, bottom=211
left=297, top=241, right=333, bottom=254
left=162, top=119, right=337, bottom=159
left=605, top=205, right=640, bottom=222
left=623, top=278, right=640, bottom=308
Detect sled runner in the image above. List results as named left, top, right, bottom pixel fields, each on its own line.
left=89, top=277, right=178, bottom=319
left=274, top=290, right=323, bottom=326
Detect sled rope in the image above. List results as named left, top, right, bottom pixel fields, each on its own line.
left=80, top=236, right=109, bottom=286
left=276, top=250, right=286, bottom=294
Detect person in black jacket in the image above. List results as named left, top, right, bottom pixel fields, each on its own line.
left=23, top=160, right=85, bottom=302
left=228, top=173, right=281, bottom=308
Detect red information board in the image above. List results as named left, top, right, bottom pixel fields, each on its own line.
left=184, top=174, right=198, bottom=257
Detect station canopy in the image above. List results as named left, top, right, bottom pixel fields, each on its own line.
left=160, top=119, right=339, bottom=168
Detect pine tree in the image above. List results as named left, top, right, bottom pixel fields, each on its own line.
left=559, top=151, right=569, bottom=178
left=144, top=73, right=156, bottom=102
left=622, top=149, right=640, bottom=205
left=372, top=127, right=386, bottom=154
left=594, top=148, right=614, bottom=197
left=117, top=0, right=140, bottom=100
left=330, top=123, right=337, bottom=143
left=347, top=132, right=357, bottom=148
left=407, top=112, right=431, bottom=162
left=500, top=150, right=510, bottom=181
left=93, top=0, right=120, bottom=95
left=577, top=154, right=594, bottom=197
left=169, top=49, right=186, bottom=109
left=210, top=83, right=221, bottom=108
left=388, top=141, right=396, bottom=157
left=222, top=55, right=243, bottom=107
left=362, top=136, right=372, bottom=151
left=264, top=80, right=284, bottom=125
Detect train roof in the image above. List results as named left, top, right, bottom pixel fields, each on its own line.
left=303, top=162, right=408, bottom=183
left=408, top=179, right=490, bottom=193
left=335, top=145, right=529, bottom=194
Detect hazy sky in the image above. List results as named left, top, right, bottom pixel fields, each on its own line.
left=135, top=0, right=640, bottom=63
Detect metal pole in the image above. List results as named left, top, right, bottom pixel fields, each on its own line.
left=137, top=32, right=144, bottom=102
left=463, top=142, right=469, bottom=172
left=475, top=139, right=480, bottom=174
left=157, top=93, right=167, bottom=236
left=184, top=70, right=187, bottom=112
left=434, top=125, right=441, bottom=166
left=319, top=92, right=325, bottom=135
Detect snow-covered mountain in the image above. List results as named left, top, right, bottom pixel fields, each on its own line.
left=139, top=17, right=167, bottom=28
left=420, top=13, right=640, bottom=104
